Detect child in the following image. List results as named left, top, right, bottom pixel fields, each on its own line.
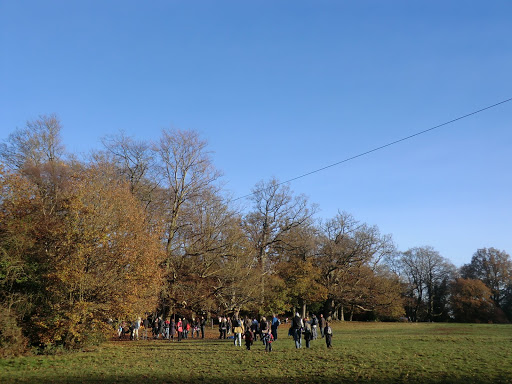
left=244, top=328, right=254, bottom=350
left=304, top=319, right=312, bottom=348
left=324, top=321, right=333, bottom=348
left=263, top=330, right=274, bottom=352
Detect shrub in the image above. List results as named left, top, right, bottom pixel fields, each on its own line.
left=0, top=306, right=28, bottom=357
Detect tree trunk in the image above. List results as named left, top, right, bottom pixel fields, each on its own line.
left=323, top=298, right=335, bottom=319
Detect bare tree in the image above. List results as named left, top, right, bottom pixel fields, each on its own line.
left=153, top=128, right=223, bottom=315
left=99, top=131, right=157, bottom=210
left=243, top=178, right=317, bottom=311
left=399, top=246, right=455, bottom=322
left=0, top=114, right=64, bottom=171
left=154, top=128, right=222, bottom=255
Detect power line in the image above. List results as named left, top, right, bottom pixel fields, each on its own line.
left=234, top=97, right=512, bottom=202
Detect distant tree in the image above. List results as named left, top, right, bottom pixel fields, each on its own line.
left=460, top=248, right=512, bottom=316
left=0, top=114, right=64, bottom=172
left=317, top=212, right=397, bottom=320
left=399, top=246, right=456, bottom=322
left=450, top=278, right=507, bottom=323
left=99, top=131, right=157, bottom=209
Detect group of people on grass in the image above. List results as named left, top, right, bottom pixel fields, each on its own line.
left=218, top=314, right=280, bottom=351
left=118, top=312, right=333, bottom=350
left=118, top=316, right=207, bottom=341
left=290, top=312, right=333, bottom=349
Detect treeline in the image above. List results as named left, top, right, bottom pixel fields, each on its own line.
left=1, top=115, right=511, bottom=354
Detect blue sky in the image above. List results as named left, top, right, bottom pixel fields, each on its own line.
left=1, top=1, right=511, bottom=267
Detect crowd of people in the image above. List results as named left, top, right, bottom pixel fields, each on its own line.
left=117, top=316, right=207, bottom=341
left=289, top=312, right=333, bottom=349
left=117, top=312, right=333, bottom=351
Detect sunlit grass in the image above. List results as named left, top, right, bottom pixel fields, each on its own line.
left=1, top=322, right=511, bottom=383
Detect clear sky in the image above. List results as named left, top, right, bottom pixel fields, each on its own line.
left=1, top=1, right=511, bottom=267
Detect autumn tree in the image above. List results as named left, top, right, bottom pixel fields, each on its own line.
left=460, top=248, right=512, bottom=320
left=1, top=118, right=163, bottom=350
left=450, top=278, right=507, bottom=323
left=317, top=212, right=397, bottom=320
left=276, top=224, right=327, bottom=317
left=0, top=162, right=163, bottom=349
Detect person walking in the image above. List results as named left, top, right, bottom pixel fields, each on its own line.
left=193, top=318, right=200, bottom=338
left=133, top=317, right=141, bottom=340
left=153, top=317, right=159, bottom=339
left=292, top=312, right=303, bottom=349
left=164, top=318, right=170, bottom=339
left=260, top=317, right=269, bottom=345
left=244, top=328, right=254, bottom=350
left=311, top=314, right=318, bottom=340
left=303, top=317, right=312, bottom=348
left=177, top=318, right=183, bottom=342
left=182, top=318, right=189, bottom=339
left=200, top=316, right=206, bottom=339
left=142, top=317, right=150, bottom=340
left=219, top=317, right=227, bottom=339
left=324, top=321, right=333, bottom=348
left=319, top=314, right=326, bottom=338
left=250, top=318, right=259, bottom=341
left=158, top=317, right=165, bottom=339
left=263, top=330, right=274, bottom=352
left=271, top=314, right=280, bottom=341
left=233, top=316, right=244, bottom=347
left=170, top=319, right=176, bottom=342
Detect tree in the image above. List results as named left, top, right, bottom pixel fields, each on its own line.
left=461, top=248, right=512, bottom=315
left=398, top=246, right=456, bottom=322
left=99, top=131, right=157, bottom=209
left=317, top=212, right=396, bottom=320
left=0, top=161, right=163, bottom=349
left=243, top=178, right=316, bottom=312
left=0, top=114, right=64, bottom=172
left=450, top=278, right=507, bottom=323
left=153, top=128, right=223, bottom=316
left=277, top=224, right=327, bottom=317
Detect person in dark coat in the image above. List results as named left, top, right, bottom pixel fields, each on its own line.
left=271, top=314, right=280, bottom=340
left=320, top=314, right=326, bottom=338
left=324, top=321, right=333, bottom=348
left=200, top=316, right=206, bottom=339
left=292, top=312, right=303, bottom=349
left=304, top=317, right=313, bottom=348
left=244, top=328, right=254, bottom=350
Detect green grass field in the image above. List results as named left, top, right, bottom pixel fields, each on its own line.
left=1, top=322, right=511, bottom=383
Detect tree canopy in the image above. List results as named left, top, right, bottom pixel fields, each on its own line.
left=1, top=115, right=511, bottom=354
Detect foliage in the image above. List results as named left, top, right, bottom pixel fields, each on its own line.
left=3, top=114, right=512, bottom=356
left=460, top=248, right=512, bottom=320
left=450, top=278, right=508, bottom=323
left=0, top=305, right=27, bottom=357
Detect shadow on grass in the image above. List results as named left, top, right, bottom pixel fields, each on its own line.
left=6, top=372, right=510, bottom=384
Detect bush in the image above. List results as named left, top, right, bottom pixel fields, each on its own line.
left=0, top=306, right=28, bottom=357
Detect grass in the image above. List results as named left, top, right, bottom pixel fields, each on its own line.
left=1, top=322, right=512, bottom=383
